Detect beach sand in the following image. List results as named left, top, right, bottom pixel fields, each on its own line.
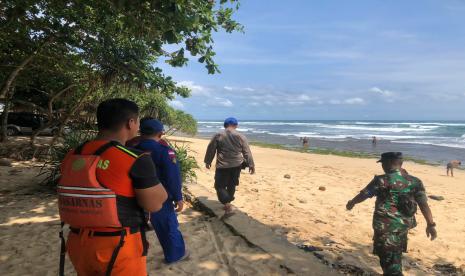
left=0, top=163, right=290, bottom=276
left=1, top=136, right=464, bottom=276
left=174, top=136, right=465, bottom=275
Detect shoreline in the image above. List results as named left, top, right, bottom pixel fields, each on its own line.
left=185, top=135, right=441, bottom=167
left=195, top=120, right=465, bottom=165
left=249, top=140, right=439, bottom=166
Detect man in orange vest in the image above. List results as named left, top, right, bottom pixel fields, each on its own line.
left=59, top=99, right=167, bottom=276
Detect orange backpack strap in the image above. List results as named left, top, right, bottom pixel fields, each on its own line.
left=94, top=141, right=119, bottom=155
left=73, top=141, right=87, bottom=155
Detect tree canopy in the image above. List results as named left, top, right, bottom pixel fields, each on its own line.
left=0, top=0, right=241, bottom=142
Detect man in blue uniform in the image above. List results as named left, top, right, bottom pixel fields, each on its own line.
left=135, top=119, right=188, bottom=264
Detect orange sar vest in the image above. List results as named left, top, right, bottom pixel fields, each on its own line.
left=58, top=140, right=146, bottom=229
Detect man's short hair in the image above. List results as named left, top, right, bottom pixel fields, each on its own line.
left=97, top=99, right=139, bottom=131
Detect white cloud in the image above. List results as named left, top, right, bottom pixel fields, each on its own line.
left=344, top=97, right=365, bottom=105
left=281, top=94, right=321, bottom=106
left=169, top=100, right=184, bottom=109
left=288, top=101, right=305, bottom=106
left=297, top=94, right=311, bottom=101
left=330, top=98, right=365, bottom=105
left=178, top=81, right=210, bottom=96
left=206, top=97, right=233, bottom=107
left=296, top=94, right=319, bottom=102
left=370, top=87, right=398, bottom=103
left=370, top=86, right=394, bottom=97
left=223, top=86, right=255, bottom=92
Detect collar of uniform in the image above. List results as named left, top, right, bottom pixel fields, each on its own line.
left=94, top=139, right=122, bottom=146
left=388, top=169, right=401, bottom=174
left=139, top=138, right=157, bottom=144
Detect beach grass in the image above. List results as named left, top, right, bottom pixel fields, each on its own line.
left=249, top=141, right=438, bottom=166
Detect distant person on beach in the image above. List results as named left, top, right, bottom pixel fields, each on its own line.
left=446, top=160, right=461, bottom=177
left=204, top=117, right=255, bottom=217
left=372, top=136, right=377, bottom=146
left=301, top=137, right=309, bottom=148
left=58, top=99, right=167, bottom=276
left=346, top=152, right=437, bottom=276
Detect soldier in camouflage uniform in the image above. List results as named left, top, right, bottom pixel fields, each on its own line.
left=346, top=152, right=437, bottom=276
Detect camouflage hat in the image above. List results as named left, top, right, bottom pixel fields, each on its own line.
left=377, top=152, right=403, bottom=163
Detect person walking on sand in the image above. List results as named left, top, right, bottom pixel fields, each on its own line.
left=135, top=119, right=189, bottom=264
left=446, top=160, right=461, bottom=177
left=346, top=152, right=437, bottom=276
left=58, top=99, right=167, bottom=276
left=204, top=117, right=255, bottom=217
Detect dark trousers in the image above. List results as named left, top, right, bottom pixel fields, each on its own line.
left=150, top=201, right=185, bottom=263
left=214, top=166, right=241, bottom=204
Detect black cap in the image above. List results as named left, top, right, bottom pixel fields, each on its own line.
left=377, top=152, right=403, bottom=163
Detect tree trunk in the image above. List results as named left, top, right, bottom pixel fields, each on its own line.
left=0, top=36, right=53, bottom=99
left=30, top=84, right=76, bottom=147
left=49, top=82, right=96, bottom=148
left=0, top=54, right=36, bottom=99
left=0, top=97, right=11, bottom=142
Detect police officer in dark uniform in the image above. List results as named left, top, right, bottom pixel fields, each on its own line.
left=135, top=119, right=188, bottom=264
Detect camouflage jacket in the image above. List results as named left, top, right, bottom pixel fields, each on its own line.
left=361, top=169, right=428, bottom=233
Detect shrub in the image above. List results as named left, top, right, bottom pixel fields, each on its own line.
left=170, top=142, right=198, bottom=183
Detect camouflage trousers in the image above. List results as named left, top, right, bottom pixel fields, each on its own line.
left=373, top=230, right=408, bottom=276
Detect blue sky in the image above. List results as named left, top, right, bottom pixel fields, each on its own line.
left=161, top=0, right=465, bottom=120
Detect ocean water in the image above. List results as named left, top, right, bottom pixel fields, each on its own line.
left=196, top=121, right=465, bottom=164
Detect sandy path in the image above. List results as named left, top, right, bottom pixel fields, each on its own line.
left=0, top=165, right=290, bottom=276
left=177, top=136, right=465, bottom=275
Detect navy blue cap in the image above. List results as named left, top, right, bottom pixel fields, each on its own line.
left=224, top=117, right=238, bottom=128
left=377, top=152, right=403, bottom=163
left=140, top=119, right=164, bottom=135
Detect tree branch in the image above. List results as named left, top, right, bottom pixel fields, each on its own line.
left=0, top=36, right=54, bottom=98
left=10, top=99, right=48, bottom=114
